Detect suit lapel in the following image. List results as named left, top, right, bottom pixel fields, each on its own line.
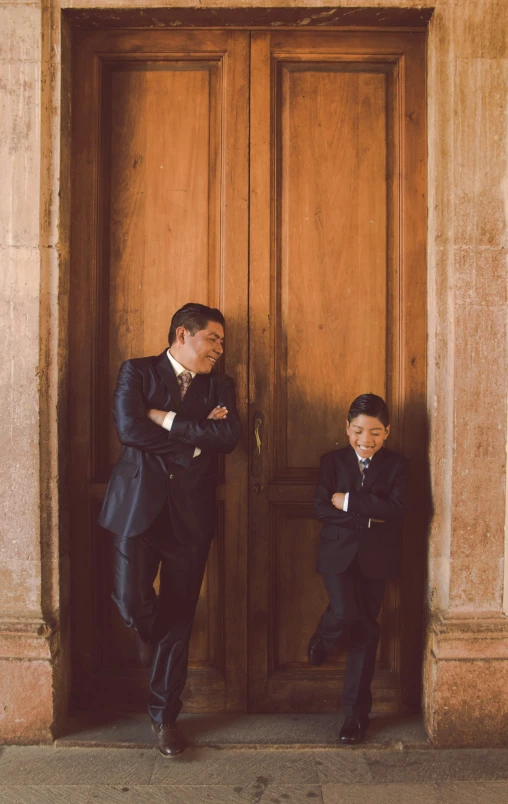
left=180, top=372, right=209, bottom=411
left=154, top=349, right=181, bottom=409
left=362, top=448, right=387, bottom=492
left=344, top=446, right=363, bottom=491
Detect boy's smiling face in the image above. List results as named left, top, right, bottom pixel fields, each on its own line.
left=346, top=414, right=390, bottom=459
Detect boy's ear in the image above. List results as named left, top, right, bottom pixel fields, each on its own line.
left=384, top=424, right=391, bottom=440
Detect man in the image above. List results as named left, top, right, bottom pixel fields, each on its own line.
left=98, top=303, right=241, bottom=757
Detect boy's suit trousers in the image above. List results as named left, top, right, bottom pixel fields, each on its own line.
left=318, top=556, right=385, bottom=717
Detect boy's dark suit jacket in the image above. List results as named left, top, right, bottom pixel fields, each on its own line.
left=314, top=446, right=408, bottom=579
left=98, top=349, right=241, bottom=543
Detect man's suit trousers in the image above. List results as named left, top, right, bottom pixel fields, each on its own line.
left=318, top=556, right=385, bottom=717
left=111, top=501, right=211, bottom=725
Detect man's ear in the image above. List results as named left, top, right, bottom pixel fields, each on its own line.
left=175, top=325, right=187, bottom=345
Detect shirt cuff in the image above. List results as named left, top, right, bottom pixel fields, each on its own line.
left=162, top=411, right=176, bottom=431
left=368, top=518, right=371, bottom=528
left=343, top=492, right=349, bottom=512
left=193, top=447, right=201, bottom=458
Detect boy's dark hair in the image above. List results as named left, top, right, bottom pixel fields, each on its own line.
left=347, top=394, right=390, bottom=428
left=168, top=303, right=225, bottom=346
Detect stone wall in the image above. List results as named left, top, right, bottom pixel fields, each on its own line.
left=0, top=0, right=506, bottom=745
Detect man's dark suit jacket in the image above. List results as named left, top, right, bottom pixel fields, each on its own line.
left=314, top=446, right=408, bottom=579
left=98, top=349, right=241, bottom=543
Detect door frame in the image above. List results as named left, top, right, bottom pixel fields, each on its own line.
left=63, top=6, right=430, bottom=720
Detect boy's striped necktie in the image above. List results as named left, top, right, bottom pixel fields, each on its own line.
left=360, top=458, right=371, bottom=486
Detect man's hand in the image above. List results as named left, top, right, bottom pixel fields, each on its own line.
left=207, top=406, right=228, bottom=420
left=331, top=492, right=346, bottom=510
left=146, top=409, right=168, bottom=427
left=146, top=406, right=229, bottom=428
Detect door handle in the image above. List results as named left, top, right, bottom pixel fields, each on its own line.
left=254, top=414, right=263, bottom=457
left=251, top=410, right=265, bottom=478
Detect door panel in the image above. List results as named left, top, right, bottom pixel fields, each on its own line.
left=249, top=31, right=426, bottom=712
left=281, top=66, right=388, bottom=470
left=107, top=63, right=221, bottom=466
left=70, top=29, right=249, bottom=712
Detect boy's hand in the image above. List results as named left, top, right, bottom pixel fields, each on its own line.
left=331, top=492, right=346, bottom=510
left=207, top=405, right=228, bottom=420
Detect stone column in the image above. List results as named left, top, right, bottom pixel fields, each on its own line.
left=0, top=0, right=68, bottom=743
left=425, top=0, right=508, bottom=747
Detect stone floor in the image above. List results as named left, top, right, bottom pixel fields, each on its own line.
left=56, top=712, right=431, bottom=750
left=1, top=715, right=508, bottom=802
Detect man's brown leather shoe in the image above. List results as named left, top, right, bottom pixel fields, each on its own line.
left=152, top=722, right=187, bottom=758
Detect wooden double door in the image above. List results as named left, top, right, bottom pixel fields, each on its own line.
left=70, top=27, right=426, bottom=714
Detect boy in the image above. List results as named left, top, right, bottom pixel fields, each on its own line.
left=308, top=393, right=408, bottom=744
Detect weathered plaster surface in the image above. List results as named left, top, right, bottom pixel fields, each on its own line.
left=0, top=0, right=507, bottom=745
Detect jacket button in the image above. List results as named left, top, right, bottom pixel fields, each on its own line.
left=169, top=474, right=174, bottom=480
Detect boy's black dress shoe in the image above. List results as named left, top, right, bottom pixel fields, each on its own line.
left=307, top=632, right=327, bottom=666
left=152, top=722, right=187, bottom=757
left=339, top=715, right=369, bottom=744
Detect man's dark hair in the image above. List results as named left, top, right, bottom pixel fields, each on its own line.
left=347, top=393, right=390, bottom=427
left=168, top=303, right=225, bottom=346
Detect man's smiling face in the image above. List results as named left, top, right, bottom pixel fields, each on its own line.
left=173, top=320, right=224, bottom=374
left=346, top=414, right=390, bottom=459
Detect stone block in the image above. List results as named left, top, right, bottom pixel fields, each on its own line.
left=453, top=1, right=508, bottom=58
left=454, top=248, right=507, bottom=308
left=0, top=658, right=53, bottom=742
left=453, top=58, right=508, bottom=249
left=0, top=246, right=41, bottom=565
left=0, top=788, right=91, bottom=804
left=425, top=655, right=508, bottom=747
left=322, top=784, right=438, bottom=804
left=0, top=560, right=42, bottom=617
left=0, top=58, right=40, bottom=246
left=364, top=746, right=508, bottom=781
left=0, top=620, right=56, bottom=660
left=449, top=303, right=506, bottom=610
left=91, top=785, right=325, bottom=804
left=436, top=781, right=508, bottom=803
left=152, top=748, right=320, bottom=785
left=0, top=745, right=156, bottom=783
left=0, top=4, right=41, bottom=63
left=313, top=750, right=372, bottom=783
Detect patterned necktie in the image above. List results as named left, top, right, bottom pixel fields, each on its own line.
left=178, top=371, right=193, bottom=400
left=360, top=458, right=371, bottom=486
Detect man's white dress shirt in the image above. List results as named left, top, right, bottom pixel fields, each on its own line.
left=162, top=350, right=201, bottom=458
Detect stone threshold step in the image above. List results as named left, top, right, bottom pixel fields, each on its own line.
left=57, top=712, right=430, bottom=750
